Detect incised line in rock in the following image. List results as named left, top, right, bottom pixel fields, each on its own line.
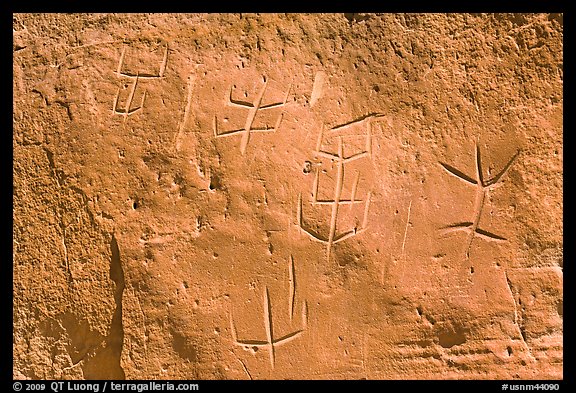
left=439, top=139, right=521, bottom=259
left=297, top=115, right=381, bottom=262
left=504, top=271, right=535, bottom=361
left=175, top=72, right=197, bottom=152
left=115, top=43, right=169, bottom=79
left=289, top=255, right=296, bottom=322
left=229, top=258, right=307, bottom=369
left=213, top=75, right=291, bottom=155
left=112, top=73, right=147, bottom=123
left=401, top=199, right=412, bottom=260
left=112, top=43, right=169, bottom=122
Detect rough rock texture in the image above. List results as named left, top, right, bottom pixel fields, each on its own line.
left=13, top=13, right=562, bottom=380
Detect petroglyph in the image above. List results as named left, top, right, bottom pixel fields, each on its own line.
left=229, top=256, right=307, bottom=369
left=14, top=13, right=562, bottom=381
left=214, top=76, right=291, bottom=155
left=229, top=286, right=307, bottom=369
left=296, top=115, right=382, bottom=262
left=439, top=140, right=521, bottom=259
left=112, top=43, right=169, bottom=122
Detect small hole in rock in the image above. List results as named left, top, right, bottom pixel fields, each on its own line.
left=209, top=173, right=222, bottom=191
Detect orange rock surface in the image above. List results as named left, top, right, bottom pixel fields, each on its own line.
left=13, top=13, right=563, bottom=380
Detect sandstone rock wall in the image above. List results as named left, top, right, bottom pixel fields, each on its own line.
left=13, top=13, right=562, bottom=380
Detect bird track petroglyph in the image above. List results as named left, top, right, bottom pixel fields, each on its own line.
left=229, top=256, right=307, bottom=369
left=439, top=139, right=521, bottom=259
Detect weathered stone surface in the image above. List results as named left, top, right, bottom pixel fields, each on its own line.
left=13, top=13, right=562, bottom=380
